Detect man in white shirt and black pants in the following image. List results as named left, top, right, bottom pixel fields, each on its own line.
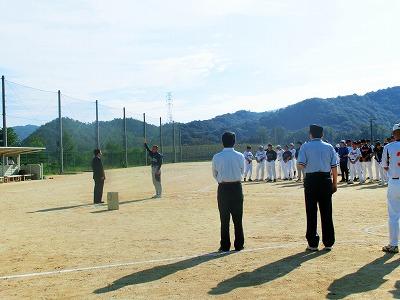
left=212, top=132, right=245, bottom=252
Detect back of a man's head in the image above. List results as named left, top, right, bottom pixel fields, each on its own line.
left=93, top=149, right=101, bottom=156
left=309, top=124, right=323, bottom=139
left=222, top=132, right=236, bottom=148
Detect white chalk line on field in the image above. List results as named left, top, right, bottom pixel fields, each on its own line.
left=363, top=224, right=386, bottom=237
left=0, top=239, right=373, bottom=281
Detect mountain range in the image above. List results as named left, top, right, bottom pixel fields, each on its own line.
left=16, top=86, right=400, bottom=150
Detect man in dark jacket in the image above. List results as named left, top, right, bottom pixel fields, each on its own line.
left=92, top=149, right=105, bottom=204
left=338, top=140, right=349, bottom=182
left=144, top=140, right=163, bottom=198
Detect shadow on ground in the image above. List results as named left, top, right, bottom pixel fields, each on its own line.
left=390, top=280, right=400, bottom=299
left=326, top=254, right=400, bottom=299
left=28, top=198, right=153, bottom=213
left=208, top=250, right=326, bottom=295
left=93, top=251, right=232, bottom=294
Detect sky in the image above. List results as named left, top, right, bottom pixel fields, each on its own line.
left=1, top=0, right=400, bottom=126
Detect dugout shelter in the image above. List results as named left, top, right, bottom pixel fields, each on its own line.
left=0, top=147, right=45, bottom=182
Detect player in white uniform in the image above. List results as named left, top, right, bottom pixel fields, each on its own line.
left=255, top=145, right=266, bottom=181
left=276, top=145, right=284, bottom=180
left=243, top=146, right=254, bottom=182
left=348, top=142, right=364, bottom=184
left=381, top=124, right=400, bottom=253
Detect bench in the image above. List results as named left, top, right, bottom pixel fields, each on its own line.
left=4, top=175, right=22, bottom=183
left=22, top=174, right=33, bottom=181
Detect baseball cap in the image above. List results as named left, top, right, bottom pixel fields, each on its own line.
left=276, top=145, right=281, bottom=148
left=393, top=123, right=400, bottom=131
left=340, top=140, right=345, bottom=144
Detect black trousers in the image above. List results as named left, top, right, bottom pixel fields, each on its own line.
left=217, top=182, right=244, bottom=250
left=304, top=173, right=335, bottom=248
left=94, top=179, right=104, bottom=204
left=339, top=161, right=349, bottom=181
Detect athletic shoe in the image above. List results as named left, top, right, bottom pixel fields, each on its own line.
left=323, top=247, right=332, bottom=251
left=306, top=246, right=319, bottom=252
left=347, top=181, right=354, bottom=185
left=235, top=246, right=245, bottom=252
left=249, top=179, right=253, bottom=182
left=243, top=178, right=247, bottom=182
left=273, top=179, right=277, bottom=182
left=359, top=181, right=365, bottom=185
left=382, top=245, right=399, bottom=253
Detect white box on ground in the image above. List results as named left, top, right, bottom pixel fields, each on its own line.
left=107, top=192, right=119, bottom=210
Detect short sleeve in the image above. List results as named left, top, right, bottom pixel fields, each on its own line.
left=330, top=146, right=339, bottom=167
left=297, top=145, right=307, bottom=166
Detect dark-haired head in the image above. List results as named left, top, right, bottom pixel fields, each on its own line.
left=93, top=149, right=101, bottom=156
left=222, top=132, right=236, bottom=148
left=309, top=124, right=323, bottom=139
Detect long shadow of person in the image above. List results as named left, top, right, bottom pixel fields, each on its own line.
left=390, top=280, right=400, bottom=299
left=94, top=251, right=232, bottom=294
left=327, top=254, right=399, bottom=299
left=209, top=250, right=326, bottom=295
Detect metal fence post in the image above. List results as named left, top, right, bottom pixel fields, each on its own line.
left=173, top=121, right=176, bottom=163
left=143, top=113, right=147, bottom=166
left=58, top=90, right=64, bottom=174
left=95, top=100, right=100, bottom=149
left=159, top=117, right=163, bottom=153
left=123, top=107, right=128, bottom=167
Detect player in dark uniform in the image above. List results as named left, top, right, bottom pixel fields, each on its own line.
left=360, top=140, right=373, bottom=182
left=144, top=140, right=163, bottom=198
left=337, top=140, right=349, bottom=182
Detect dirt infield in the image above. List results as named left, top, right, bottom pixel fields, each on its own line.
left=0, top=161, right=399, bottom=299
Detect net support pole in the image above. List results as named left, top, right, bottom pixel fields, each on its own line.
left=179, top=127, right=182, bottom=162
left=95, top=100, right=100, bottom=149
left=143, top=113, right=147, bottom=166
left=123, top=107, right=128, bottom=168
left=159, top=117, right=163, bottom=153
left=1, top=75, right=6, bottom=176
left=173, top=121, right=177, bottom=163
left=58, top=90, right=64, bottom=174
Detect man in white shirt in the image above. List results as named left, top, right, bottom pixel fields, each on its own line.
left=276, top=145, right=284, bottom=180
left=212, top=132, right=245, bottom=252
left=255, top=145, right=266, bottom=181
left=381, top=124, right=400, bottom=254
left=348, top=142, right=364, bottom=184
left=243, top=146, right=254, bottom=182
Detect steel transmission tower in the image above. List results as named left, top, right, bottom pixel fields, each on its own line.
left=166, top=92, right=173, bottom=123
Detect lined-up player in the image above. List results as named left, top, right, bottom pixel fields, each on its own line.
left=381, top=123, right=400, bottom=253
left=243, top=146, right=254, bottom=182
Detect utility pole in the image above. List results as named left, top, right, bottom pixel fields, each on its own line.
left=95, top=100, right=100, bottom=149
left=58, top=90, right=64, bottom=174
left=370, top=117, right=376, bottom=142
left=123, top=107, right=128, bottom=167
